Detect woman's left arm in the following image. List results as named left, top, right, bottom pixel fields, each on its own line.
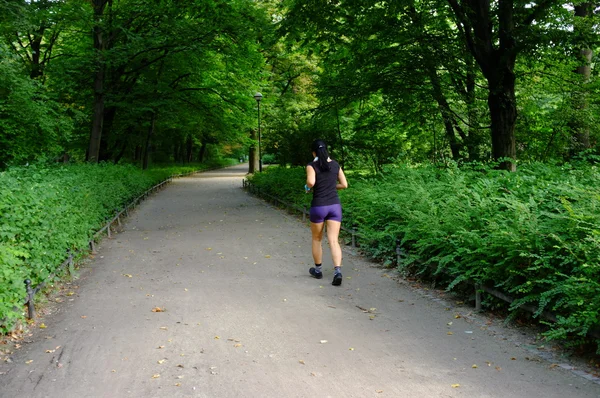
left=337, top=167, right=348, bottom=190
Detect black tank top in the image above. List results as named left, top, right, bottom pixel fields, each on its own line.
left=308, top=160, right=341, bottom=207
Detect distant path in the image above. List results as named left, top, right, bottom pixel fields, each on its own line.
left=1, top=163, right=599, bottom=397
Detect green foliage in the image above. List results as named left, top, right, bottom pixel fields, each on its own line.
left=249, top=162, right=600, bottom=350
left=247, top=166, right=309, bottom=207
left=0, top=162, right=219, bottom=331
left=0, top=43, right=72, bottom=167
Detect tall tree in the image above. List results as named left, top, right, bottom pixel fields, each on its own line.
left=570, top=1, right=594, bottom=153
left=446, top=0, right=561, bottom=170
left=87, top=0, right=110, bottom=163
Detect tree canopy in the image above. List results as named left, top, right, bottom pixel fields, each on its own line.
left=0, top=0, right=598, bottom=169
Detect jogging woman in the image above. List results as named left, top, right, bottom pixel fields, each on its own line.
left=305, top=139, right=348, bottom=286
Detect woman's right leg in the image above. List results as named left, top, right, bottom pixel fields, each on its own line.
left=310, top=222, right=325, bottom=264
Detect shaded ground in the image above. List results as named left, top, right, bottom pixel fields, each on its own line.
left=1, top=163, right=599, bottom=397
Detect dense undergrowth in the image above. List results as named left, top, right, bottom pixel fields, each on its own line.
left=0, top=160, right=236, bottom=331
left=247, top=162, right=600, bottom=351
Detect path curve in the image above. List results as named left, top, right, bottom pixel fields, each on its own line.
left=1, top=164, right=599, bottom=397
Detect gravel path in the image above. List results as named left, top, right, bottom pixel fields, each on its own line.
left=1, top=163, right=599, bottom=398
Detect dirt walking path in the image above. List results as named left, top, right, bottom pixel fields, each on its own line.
left=1, top=164, right=599, bottom=398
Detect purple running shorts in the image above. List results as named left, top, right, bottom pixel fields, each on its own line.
left=309, top=204, right=343, bottom=223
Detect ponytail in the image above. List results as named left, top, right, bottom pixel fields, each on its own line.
left=312, top=139, right=331, bottom=172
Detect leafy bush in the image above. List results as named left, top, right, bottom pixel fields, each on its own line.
left=247, top=162, right=600, bottom=350
left=0, top=161, right=229, bottom=331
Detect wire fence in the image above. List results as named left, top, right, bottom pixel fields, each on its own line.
left=243, top=178, right=600, bottom=340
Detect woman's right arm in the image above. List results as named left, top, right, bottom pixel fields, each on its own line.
left=306, top=165, right=316, bottom=188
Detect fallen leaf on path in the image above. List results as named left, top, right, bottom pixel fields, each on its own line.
left=234, top=344, right=242, bottom=348
left=205, top=248, right=212, bottom=251
left=349, top=348, right=355, bottom=351
left=320, top=340, right=328, bottom=344
left=157, top=346, right=165, bottom=349
left=152, top=374, right=160, bottom=379
left=369, top=315, right=375, bottom=320
left=157, top=359, right=166, bottom=364
left=299, top=360, right=305, bottom=365
left=39, top=323, right=47, bottom=329
left=26, top=360, right=33, bottom=364
left=81, top=316, right=87, bottom=319
left=159, top=327, right=168, bottom=330
left=214, top=336, right=220, bottom=340
left=66, top=292, right=75, bottom=296
left=376, top=390, right=383, bottom=393
left=45, top=349, right=55, bottom=353
left=472, top=364, right=478, bottom=368
left=177, top=364, right=184, bottom=368
left=151, top=307, right=165, bottom=312
left=123, top=274, right=133, bottom=278
left=447, top=332, right=454, bottom=335
left=264, top=255, right=271, bottom=258
left=454, top=314, right=461, bottom=319
left=174, top=383, right=181, bottom=387
left=451, top=384, right=460, bottom=388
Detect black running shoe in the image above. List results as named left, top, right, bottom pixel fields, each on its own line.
left=309, top=267, right=323, bottom=279
left=332, top=272, right=343, bottom=286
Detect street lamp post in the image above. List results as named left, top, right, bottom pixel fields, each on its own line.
left=253, top=92, right=263, bottom=172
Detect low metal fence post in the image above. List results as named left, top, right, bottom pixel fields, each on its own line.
left=68, top=250, right=74, bottom=276
left=475, top=284, right=482, bottom=311
left=25, top=279, right=35, bottom=320
left=351, top=223, right=357, bottom=248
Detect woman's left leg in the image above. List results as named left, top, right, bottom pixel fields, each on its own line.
left=325, top=219, right=342, bottom=266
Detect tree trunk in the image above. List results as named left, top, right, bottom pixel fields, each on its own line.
left=249, top=129, right=258, bottom=173
left=113, top=139, right=128, bottom=164
left=186, top=135, right=193, bottom=163
left=198, top=142, right=207, bottom=163
left=570, top=2, right=592, bottom=155
left=30, top=29, right=43, bottom=79
left=99, top=106, right=117, bottom=161
left=142, top=111, right=156, bottom=170
left=488, top=66, right=517, bottom=171
left=87, top=0, right=110, bottom=163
